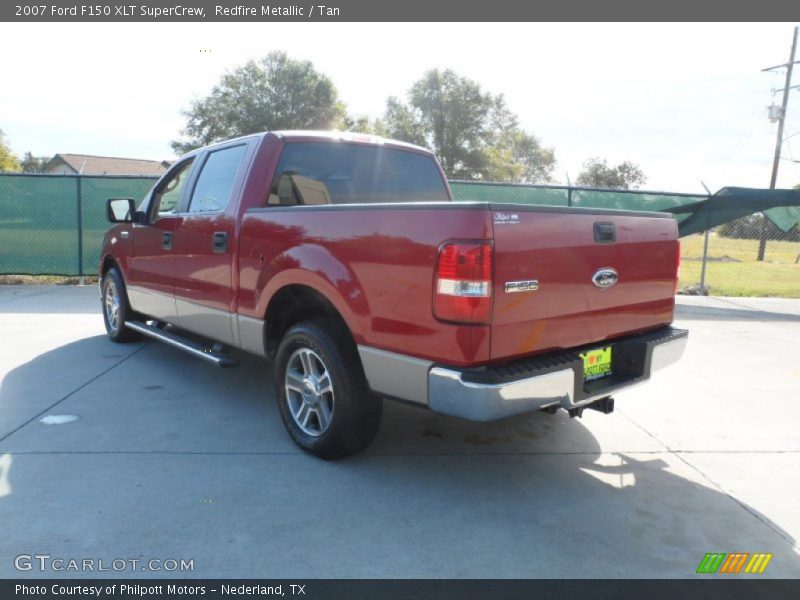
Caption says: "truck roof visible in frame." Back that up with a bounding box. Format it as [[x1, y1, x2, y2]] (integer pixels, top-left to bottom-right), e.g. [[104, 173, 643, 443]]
[[187, 130, 432, 157], [274, 130, 431, 154]]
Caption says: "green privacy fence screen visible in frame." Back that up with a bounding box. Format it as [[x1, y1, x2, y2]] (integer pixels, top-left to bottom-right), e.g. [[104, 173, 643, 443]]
[[0, 174, 156, 276], [0, 173, 795, 276]]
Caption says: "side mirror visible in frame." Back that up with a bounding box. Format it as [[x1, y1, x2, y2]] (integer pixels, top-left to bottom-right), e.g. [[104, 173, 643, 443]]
[[107, 198, 138, 223]]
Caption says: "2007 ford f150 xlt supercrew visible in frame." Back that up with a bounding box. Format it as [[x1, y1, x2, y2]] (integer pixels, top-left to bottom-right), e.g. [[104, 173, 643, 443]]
[[100, 131, 687, 458]]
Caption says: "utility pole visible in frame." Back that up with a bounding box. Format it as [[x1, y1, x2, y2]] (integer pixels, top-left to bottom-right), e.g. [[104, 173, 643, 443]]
[[759, 26, 798, 262]]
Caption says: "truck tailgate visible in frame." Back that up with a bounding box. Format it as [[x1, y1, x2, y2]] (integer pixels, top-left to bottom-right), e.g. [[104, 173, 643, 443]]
[[490, 206, 679, 361]]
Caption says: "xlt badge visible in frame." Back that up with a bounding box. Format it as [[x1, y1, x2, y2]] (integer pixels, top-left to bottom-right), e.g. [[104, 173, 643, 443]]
[[493, 212, 520, 225]]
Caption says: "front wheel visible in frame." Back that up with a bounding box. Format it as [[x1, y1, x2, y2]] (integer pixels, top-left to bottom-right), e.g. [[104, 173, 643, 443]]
[[275, 318, 382, 459], [101, 267, 141, 343]]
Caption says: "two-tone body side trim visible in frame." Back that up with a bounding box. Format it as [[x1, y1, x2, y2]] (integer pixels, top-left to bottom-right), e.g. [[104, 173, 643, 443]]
[[128, 286, 179, 322], [175, 297, 238, 346], [237, 314, 267, 357], [127, 287, 244, 349], [357, 346, 432, 406]]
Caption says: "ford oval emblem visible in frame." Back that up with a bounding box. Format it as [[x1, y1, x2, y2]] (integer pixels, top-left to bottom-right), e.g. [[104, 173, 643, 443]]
[[592, 268, 618, 289]]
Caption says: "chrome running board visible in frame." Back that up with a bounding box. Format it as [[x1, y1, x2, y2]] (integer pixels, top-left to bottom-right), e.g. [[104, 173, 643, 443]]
[[125, 320, 239, 368]]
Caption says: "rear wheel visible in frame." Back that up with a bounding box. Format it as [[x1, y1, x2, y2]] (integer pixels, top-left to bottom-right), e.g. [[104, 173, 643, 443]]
[[101, 267, 142, 343], [275, 318, 382, 459]]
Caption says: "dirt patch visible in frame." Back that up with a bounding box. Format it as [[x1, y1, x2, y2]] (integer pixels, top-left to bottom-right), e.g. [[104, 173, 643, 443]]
[[0, 275, 99, 285]]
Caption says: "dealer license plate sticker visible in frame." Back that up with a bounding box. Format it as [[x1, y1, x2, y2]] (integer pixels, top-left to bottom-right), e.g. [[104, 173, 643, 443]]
[[580, 347, 613, 382]]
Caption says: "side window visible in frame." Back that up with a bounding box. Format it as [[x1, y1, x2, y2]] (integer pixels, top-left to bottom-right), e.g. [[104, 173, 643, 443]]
[[188, 145, 247, 213], [151, 159, 194, 219]]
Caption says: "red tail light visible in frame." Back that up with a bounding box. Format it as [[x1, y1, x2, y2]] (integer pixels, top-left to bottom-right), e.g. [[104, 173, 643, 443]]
[[675, 240, 681, 295], [434, 241, 493, 324]]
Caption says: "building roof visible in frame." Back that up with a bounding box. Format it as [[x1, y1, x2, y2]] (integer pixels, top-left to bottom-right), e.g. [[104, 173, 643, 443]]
[[46, 153, 170, 176]]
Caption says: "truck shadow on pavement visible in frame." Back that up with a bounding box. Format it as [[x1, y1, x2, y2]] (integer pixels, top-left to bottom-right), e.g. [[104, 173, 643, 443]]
[[0, 335, 798, 578]]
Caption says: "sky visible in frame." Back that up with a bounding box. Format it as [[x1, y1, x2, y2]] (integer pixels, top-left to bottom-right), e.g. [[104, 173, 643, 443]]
[[1, 22, 799, 193]]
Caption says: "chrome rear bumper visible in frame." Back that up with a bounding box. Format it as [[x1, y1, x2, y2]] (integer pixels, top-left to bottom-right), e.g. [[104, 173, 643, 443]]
[[427, 327, 688, 421]]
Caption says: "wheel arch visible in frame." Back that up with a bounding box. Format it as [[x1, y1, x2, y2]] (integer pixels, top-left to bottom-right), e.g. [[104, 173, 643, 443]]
[[100, 255, 117, 278], [263, 283, 359, 360]]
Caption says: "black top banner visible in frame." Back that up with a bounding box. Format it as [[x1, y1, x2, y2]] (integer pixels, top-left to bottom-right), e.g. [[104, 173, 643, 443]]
[[3, 0, 800, 22]]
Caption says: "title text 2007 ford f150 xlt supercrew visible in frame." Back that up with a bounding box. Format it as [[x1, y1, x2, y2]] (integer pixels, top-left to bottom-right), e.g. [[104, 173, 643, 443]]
[[100, 131, 687, 458]]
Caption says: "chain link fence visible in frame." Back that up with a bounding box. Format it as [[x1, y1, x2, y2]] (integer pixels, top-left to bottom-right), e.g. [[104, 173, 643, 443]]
[[679, 217, 800, 298], [1, 173, 799, 297], [449, 180, 707, 213], [0, 174, 156, 276]]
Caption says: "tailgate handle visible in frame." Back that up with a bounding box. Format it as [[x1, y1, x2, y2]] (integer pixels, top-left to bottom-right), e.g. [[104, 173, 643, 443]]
[[212, 231, 228, 254], [594, 222, 616, 244]]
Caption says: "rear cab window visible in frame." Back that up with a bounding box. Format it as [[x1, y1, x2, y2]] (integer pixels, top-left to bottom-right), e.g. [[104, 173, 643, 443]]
[[268, 142, 449, 206]]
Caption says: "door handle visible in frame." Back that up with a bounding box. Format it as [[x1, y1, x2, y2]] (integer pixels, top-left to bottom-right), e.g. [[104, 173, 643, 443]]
[[594, 222, 616, 244], [162, 231, 173, 250], [212, 231, 228, 254]]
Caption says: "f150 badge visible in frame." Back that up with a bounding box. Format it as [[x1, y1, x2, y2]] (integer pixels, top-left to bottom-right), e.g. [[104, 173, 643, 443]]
[[505, 280, 539, 293], [592, 268, 619, 289]]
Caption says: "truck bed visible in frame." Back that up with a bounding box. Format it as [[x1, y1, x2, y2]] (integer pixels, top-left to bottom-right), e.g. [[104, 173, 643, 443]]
[[238, 202, 679, 367]]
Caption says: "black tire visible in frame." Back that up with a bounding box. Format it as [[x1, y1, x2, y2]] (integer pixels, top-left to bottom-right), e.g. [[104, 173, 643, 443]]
[[101, 267, 142, 343], [275, 318, 382, 459]]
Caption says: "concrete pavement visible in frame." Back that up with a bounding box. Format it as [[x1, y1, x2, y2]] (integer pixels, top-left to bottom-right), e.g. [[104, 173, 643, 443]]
[[0, 286, 798, 578]]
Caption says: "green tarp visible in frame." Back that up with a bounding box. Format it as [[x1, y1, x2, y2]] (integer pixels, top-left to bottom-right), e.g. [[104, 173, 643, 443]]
[[665, 187, 800, 237]]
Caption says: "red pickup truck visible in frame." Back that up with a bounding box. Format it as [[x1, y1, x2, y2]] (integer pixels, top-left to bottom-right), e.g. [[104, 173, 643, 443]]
[[100, 131, 687, 458]]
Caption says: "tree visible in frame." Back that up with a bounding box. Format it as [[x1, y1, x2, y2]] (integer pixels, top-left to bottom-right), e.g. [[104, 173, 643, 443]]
[[576, 158, 646, 190], [378, 69, 555, 182], [483, 98, 555, 183], [374, 97, 427, 146], [21, 152, 49, 173], [171, 52, 347, 154], [0, 129, 21, 172], [341, 113, 382, 136]]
